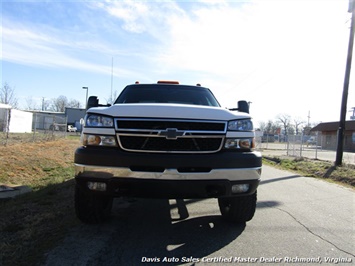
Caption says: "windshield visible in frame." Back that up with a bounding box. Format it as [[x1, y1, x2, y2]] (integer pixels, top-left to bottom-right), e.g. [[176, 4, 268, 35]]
[[115, 84, 220, 107]]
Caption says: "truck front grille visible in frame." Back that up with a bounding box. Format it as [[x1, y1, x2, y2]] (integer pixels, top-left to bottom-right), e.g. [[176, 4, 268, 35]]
[[117, 120, 225, 131], [115, 118, 226, 153]]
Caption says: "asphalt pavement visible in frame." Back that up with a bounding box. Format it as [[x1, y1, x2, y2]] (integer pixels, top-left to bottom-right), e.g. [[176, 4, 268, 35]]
[[44, 165, 355, 265]]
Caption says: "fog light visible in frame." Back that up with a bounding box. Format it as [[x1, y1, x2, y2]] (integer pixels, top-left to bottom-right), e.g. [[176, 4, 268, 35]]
[[87, 182, 107, 191], [231, 184, 249, 193]]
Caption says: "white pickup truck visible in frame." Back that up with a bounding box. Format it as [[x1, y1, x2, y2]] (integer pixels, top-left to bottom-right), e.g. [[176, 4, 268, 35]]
[[74, 81, 262, 224]]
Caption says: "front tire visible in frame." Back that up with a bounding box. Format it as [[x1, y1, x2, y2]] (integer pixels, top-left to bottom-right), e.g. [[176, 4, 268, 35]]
[[218, 191, 257, 223], [74, 185, 113, 224]]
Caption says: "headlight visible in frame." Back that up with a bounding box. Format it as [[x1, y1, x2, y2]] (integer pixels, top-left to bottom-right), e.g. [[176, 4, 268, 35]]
[[228, 119, 253, 131], [86, 114, 113, 127]]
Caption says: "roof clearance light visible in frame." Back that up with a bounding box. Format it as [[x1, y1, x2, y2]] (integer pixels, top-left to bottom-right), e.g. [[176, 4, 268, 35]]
[[157, 80, 179, 84], [135, 81, 140, 84], [196, 83, 201, 86]]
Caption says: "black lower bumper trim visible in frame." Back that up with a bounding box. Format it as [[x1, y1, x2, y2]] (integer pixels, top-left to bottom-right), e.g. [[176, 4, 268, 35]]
[[74, 146, 262, 169], [75, 177, 260, 199]]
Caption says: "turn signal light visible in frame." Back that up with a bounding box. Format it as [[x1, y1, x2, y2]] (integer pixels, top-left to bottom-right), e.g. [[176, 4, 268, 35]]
[[82, 134, 117, 146], [224, 138, 254, 150]]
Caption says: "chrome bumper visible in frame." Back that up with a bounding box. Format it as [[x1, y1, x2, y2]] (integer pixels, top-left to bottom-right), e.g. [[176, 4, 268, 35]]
[[75, 164, 261, 181]]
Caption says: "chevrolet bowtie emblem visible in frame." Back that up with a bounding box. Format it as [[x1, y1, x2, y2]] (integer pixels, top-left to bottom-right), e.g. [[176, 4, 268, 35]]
[[159, 128, 185, 140]]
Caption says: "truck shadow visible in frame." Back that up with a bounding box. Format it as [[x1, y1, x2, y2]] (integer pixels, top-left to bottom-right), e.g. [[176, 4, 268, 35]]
[[259, 175, 302, 185], [43, 185, 284, 265], [97, 197, 245, 265]]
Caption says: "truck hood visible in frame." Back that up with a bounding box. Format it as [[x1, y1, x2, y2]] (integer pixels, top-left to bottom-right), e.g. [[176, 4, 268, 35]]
[[88, 103, 251, 121]]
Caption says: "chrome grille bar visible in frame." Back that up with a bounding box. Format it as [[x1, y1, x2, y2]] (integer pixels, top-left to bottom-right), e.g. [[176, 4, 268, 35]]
[[115, 118, 226, 153]]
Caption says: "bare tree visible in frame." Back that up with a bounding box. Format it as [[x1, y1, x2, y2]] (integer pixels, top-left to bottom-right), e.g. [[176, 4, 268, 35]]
[[25, 96, 40, 111], [277, 113, 291, 136], [293, 117, 305, 135], [266, 120, 279, 134], [41, 98, 51, 111], [50, 96, 82, 112], [0, 82, 18, 108], [68, 99, 82, 108], [50, 95, 68, 112], [258, 121, 266, 132], [259, 120, 279, 134]]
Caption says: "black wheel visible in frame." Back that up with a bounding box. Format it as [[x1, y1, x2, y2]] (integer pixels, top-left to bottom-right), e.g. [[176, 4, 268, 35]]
[[74, 185, 113, 224], [218, 191, 257, 223]]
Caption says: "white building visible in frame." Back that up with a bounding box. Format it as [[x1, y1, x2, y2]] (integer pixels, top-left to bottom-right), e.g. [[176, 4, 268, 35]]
[[0, 103, 33, 133]]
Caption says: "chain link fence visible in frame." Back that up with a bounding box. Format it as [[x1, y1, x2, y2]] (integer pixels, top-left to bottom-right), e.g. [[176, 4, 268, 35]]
[[1, 111, 69, 146], [256, 133, 323, 160], [256, 133, 355, 164]]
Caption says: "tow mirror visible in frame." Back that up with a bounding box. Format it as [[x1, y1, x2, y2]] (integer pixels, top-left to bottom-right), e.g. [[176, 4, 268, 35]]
[[237, 101, 249, 113], [87, 96, 112, 110], [87, 96, 99, 109]]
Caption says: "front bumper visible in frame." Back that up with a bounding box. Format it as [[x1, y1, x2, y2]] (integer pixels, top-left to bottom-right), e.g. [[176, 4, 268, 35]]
[[74, 146, 262, 198]]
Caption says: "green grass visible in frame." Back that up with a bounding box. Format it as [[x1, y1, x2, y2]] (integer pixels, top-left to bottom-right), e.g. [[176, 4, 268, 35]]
[[0, 138, 81, 266], [263, 156, 355, 187], [0, 169, 80, 266]]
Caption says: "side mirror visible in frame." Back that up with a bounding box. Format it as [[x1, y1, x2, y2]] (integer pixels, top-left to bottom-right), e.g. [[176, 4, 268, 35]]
[[87, 96, 99, 109], [86, 96, 112, 110], [237, 100, 249, 113]]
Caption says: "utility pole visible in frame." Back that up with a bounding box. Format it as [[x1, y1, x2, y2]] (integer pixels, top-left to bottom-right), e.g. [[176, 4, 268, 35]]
[[82, 87, 88, 109], [350, 107, 355, 119], [335, 0, 355, 166]]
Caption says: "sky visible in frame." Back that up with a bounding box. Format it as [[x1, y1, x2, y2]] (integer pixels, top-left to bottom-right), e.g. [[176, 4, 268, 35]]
[[1, 0, 355, 127]]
